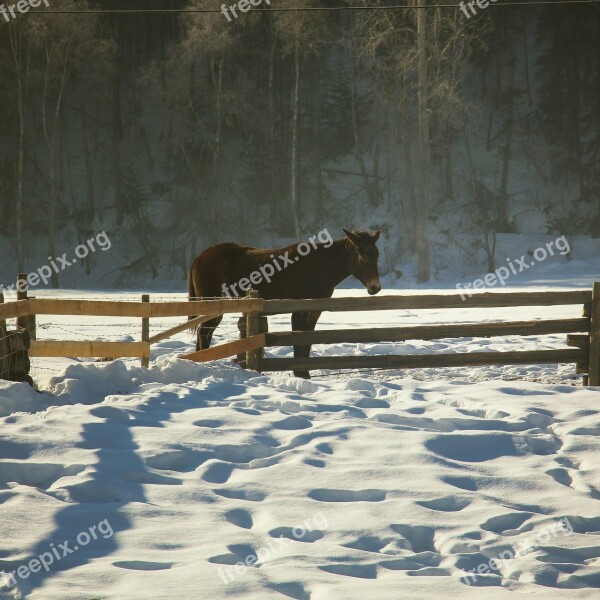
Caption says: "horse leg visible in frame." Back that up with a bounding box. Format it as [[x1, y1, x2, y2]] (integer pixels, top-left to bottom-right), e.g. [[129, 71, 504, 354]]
[[235, 316, 247, 367], [197, 316, 223, 351], [291, 310, 321, 379], [235, 315, 269, 367], [258, 316, 268, 361]]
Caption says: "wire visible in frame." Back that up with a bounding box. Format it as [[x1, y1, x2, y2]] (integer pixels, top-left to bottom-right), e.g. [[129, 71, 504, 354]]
[[25, 0, 600, 14]]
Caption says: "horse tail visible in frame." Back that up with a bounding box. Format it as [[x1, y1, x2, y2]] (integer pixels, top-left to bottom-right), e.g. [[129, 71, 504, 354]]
[[188, 265, 198, 332]]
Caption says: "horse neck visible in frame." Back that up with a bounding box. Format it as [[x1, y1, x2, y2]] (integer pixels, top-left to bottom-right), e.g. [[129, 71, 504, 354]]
[[319, 239, 351, 289]]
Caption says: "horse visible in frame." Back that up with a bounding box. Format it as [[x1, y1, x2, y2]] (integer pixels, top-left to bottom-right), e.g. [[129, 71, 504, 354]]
[[188, 229, 382, 378]]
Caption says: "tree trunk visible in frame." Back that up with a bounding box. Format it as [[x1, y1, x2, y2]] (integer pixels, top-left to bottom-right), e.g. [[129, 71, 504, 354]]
[[350, 58, 376, 206], [498, 44, 515, 233], [403, 127, 417, 256], [79, 83, 96, 227], [313, 54, 324, 226], [290, 41, 301, 238], [112, 59, 124, 226], [569, 52, 585, 198], [43, 43, 70, 289], [372, 141, 381, 206], [9, 25, 25, 273], [211, 53, 225, 242], [268, 31, 278, 225], [416, 0, 431, 283]]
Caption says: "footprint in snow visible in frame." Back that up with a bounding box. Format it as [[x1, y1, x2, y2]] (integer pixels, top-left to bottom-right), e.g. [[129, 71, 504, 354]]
[[234, 407, 262, 416], [546, 467, 573, 487], [304, 458, 326, 468], [145, 449, 212, 472], [355, 398, 390, 409], [113, 561, 173, 571], [269, 526, 324, 543], [273, 416, 313, 430], [267, 582, 311, 600], [481, 512, 533, 534], [315, 442, 333, 455], [565, 515, 600, 533], [342, 535, 397, 553], [308, 489, 386, 502], [214, 488, 266, 502], [224, 508, 253, 529], [209, 543, 257, 567], [440, 475, 478, 492], [319, 564, 378, 579], [415, 496, 471, 512], [390, 524, 436, 553], [201, 461, 234, 484], [193, 418, 225, 428]]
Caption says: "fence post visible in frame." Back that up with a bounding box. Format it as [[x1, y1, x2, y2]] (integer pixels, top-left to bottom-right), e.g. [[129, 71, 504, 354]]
[[142, 294, 150, 367], [16, 272, 35, 339], [588, 282, 600, 386], [582, 300, 591, 386], [0, 291, 5, 335], [16, 272, 27, 332], [246, 289, 260, 372]]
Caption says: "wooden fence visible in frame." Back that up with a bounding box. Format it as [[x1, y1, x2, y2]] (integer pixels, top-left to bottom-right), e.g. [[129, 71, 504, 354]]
[[184, 284, 600, 386], [0, 276, 598, 386]]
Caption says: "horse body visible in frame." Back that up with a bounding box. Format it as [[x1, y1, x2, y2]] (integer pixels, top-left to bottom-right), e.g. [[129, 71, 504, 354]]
[[188, 230, 381, 378]]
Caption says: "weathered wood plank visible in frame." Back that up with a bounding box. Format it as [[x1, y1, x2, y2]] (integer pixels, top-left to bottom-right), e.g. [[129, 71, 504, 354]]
[[567, 334, 589, 349], [29, 341, 149, 358], [266, 319, 590, 347], [179, 334, 266, 364], [263, 290, 592, 314], [260, 349, 587, 372], [0, 291, 591, 320], [24, 298, 263, 318], [588, 282, 600, 386], [0, 300, 32, 321]]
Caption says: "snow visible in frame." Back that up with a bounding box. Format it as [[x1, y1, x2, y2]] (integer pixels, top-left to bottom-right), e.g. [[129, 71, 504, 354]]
[[1, 271, 600, 598]]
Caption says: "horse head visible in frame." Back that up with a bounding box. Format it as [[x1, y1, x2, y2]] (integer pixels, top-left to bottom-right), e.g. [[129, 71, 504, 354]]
[[343, 229, 382, 295]]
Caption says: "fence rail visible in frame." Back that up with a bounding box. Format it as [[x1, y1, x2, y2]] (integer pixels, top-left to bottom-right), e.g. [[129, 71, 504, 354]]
[[262, 290, 592, 313], [29, 341, 149, 359], [260, 349, 588, 373], [265, 318, 590, 346]]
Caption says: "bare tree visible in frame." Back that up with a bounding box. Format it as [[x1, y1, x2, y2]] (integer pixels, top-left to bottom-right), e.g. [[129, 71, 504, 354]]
[[7, 21, 31, 272], [273, 0, 329, 238], [29, 2, 97, 287]]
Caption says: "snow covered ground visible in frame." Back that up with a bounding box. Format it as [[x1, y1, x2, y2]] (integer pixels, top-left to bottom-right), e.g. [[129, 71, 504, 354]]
[[1, 265, 599, 599]]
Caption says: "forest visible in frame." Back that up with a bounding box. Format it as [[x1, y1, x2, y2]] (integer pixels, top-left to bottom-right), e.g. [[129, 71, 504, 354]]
[[0, 0, 598, 287]]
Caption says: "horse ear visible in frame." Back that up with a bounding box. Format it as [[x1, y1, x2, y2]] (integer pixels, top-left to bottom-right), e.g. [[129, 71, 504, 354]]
[[371, 231, 380, 242], [343, 228, 361, 246]]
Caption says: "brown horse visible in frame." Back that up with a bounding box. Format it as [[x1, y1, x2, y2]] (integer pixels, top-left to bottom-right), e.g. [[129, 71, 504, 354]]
[[188, 229, 382, 378]]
